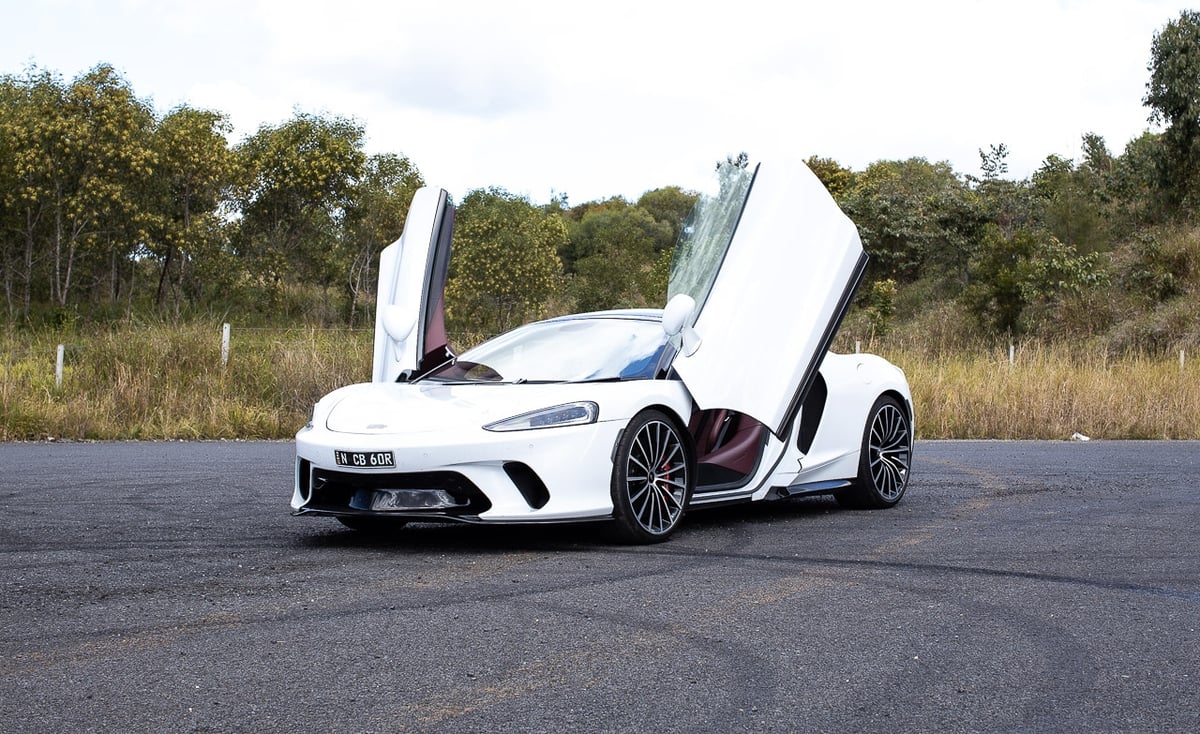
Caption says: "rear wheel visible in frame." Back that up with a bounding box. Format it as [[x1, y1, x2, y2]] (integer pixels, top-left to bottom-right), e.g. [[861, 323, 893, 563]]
[[836, 395, 911, 509], [610, 410, 694, 543], [336, 516, 408, 534]]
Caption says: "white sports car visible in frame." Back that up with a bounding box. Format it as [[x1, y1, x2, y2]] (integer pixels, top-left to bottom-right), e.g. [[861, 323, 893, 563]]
[[293, 159, 913, 542]]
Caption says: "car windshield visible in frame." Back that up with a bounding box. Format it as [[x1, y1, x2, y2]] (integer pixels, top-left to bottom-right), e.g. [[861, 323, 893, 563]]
[[424, 317, 669, 383]]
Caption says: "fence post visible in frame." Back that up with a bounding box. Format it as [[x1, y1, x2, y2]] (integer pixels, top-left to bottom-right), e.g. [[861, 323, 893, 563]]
[[221, 323, 231, 368], [854, 340, 861, 354], [1009, 342, 1015, 366], [55, 344, 64, 388]]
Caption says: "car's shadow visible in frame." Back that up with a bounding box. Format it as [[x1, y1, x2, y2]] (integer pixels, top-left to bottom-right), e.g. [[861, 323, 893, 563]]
[[295, 494, 845, 554]]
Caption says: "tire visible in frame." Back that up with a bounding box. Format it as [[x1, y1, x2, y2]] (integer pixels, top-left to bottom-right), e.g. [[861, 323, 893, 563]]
[[836, 395, 912, 509], [336, 515, 408, 534], [609, 409, 695, 543]]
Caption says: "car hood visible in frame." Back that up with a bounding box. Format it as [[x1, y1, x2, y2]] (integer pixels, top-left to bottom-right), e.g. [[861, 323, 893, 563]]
[[323, 381, 593, 435]]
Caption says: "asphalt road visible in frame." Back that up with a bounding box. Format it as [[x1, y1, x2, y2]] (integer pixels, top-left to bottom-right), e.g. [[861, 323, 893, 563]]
[[1, 440, 1198, 733]]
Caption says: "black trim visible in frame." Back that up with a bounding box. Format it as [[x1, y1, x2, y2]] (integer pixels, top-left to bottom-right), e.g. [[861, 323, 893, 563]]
[[503, 462, 551, 509], [293, 508, 614, 526], [797, 372, 828, 454], [304, 467, 492, 515], [403, 190, 454, 381], [775, 250, 868, 436], [297, 458, 312, 502]]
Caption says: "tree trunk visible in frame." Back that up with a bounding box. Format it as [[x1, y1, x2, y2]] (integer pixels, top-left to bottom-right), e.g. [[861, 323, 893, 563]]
[[21, 208, 34, 320], [53, 190, 63, 305], [156, 242, 175, 306]]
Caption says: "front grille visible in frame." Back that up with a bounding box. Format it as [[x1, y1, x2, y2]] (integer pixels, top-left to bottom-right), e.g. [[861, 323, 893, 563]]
[[304, 467, 491, 515]]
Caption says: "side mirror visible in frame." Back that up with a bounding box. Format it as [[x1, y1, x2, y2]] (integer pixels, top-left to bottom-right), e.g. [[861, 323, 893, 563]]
[[662, 294, 694, 336], [662, 294, 701, 356]]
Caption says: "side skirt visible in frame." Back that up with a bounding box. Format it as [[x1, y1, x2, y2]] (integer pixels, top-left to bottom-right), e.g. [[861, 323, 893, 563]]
[[764, 478, 852, 500]]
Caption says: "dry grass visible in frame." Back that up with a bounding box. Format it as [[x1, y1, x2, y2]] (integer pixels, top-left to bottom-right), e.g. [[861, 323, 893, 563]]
[[1, 324, 372, 440], [877, 342, 1200, 439], [3, 324, 1198, 440]]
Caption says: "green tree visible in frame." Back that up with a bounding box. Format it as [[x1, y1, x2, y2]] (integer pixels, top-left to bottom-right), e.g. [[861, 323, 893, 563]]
[[342, 153, 423, 325], [979, 143, 1009, 181], [146, 106, 236, 311], [234, 112, 366, 316], [973, 143, 1037, 238], [568, 202, 670, 312], [0, 65, 157, 312], [0, 69, 52, 318], [1144, 9, 1200, 211], [559, 197, 627, 272], [1081, 132, 1114, 180], [1031, 153, 1108, 252], [963, 226, 1106, 334], [446, 188, 565, 335], [1110, 131, 1170, 228], [636, 186, 697, 252], [841, 158, 977, 284], [805, 155, 855, 202]]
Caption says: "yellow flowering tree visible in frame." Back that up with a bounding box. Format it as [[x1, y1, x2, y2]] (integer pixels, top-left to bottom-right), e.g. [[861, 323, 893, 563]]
[[446, 187, 565, 337]]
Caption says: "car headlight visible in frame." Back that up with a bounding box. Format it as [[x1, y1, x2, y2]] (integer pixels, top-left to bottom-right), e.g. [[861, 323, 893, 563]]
[[483, 402, 599, 432]]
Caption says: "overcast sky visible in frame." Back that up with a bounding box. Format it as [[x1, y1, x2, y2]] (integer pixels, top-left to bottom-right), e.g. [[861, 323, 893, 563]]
[[2, 0, 1192, 203]]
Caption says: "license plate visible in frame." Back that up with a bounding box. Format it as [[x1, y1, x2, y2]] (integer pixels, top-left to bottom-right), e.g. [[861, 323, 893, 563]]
[[334, 450, 395, 468]]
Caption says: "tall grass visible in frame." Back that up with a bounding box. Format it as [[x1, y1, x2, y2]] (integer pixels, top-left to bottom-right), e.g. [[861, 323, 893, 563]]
[[2, 323, 1198, 440], [887, 343, 1200, 439], [1, 324, 372, 440]]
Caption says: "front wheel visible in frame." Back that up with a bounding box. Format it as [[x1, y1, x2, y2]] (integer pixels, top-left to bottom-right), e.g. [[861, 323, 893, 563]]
[[836, 395, 911, 509], [610, 410, 694, 544]]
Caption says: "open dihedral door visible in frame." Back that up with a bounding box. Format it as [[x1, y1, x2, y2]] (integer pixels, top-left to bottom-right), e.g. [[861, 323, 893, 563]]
[[668, 160, 867, 437], [372, 187, 454, 383]]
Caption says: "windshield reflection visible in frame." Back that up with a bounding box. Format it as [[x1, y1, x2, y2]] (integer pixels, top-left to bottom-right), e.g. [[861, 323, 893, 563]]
[[668, 160, 756, 312], [425, 317, 669, 383]]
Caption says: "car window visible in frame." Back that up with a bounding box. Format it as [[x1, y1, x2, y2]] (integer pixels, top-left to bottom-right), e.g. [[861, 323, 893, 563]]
[[667, 160, 756, 314], [425, 318, 669, 383]]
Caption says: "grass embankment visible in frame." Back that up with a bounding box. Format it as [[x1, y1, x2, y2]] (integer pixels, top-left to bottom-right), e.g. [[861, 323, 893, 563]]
[[2, 324, 1198, 440]]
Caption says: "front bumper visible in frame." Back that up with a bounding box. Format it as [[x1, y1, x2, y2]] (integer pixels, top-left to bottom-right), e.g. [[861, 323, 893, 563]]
[[293, 418, 626, 523]]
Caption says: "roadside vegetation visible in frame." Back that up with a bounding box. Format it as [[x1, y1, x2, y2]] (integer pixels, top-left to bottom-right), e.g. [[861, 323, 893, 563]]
[[4, 12, 1200, 440], [4, 322, 1197, 441]]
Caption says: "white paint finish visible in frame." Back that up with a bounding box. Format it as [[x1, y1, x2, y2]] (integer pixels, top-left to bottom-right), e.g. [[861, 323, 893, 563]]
[[372, 187, 449, 383], [672, 160, 864, 435]]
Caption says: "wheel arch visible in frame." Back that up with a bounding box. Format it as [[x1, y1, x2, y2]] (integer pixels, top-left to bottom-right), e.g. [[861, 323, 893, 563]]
[[880, 388, 914, 427], [643, 402, 693, 439], [613, 402, 698, 465], [607, 403, 698, 543]]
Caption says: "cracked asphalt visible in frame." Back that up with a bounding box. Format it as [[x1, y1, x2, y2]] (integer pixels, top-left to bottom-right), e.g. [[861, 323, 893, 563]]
[[1, 440, 1198, 733]]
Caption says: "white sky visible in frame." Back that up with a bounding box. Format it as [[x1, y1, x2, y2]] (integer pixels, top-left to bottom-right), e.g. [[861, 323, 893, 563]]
[[1, 0, 1190, 204]]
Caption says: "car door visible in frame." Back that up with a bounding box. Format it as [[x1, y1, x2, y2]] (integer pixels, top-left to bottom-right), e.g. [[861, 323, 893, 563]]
[[372, 186, 454, 383], [668, 159, 867, 436]]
